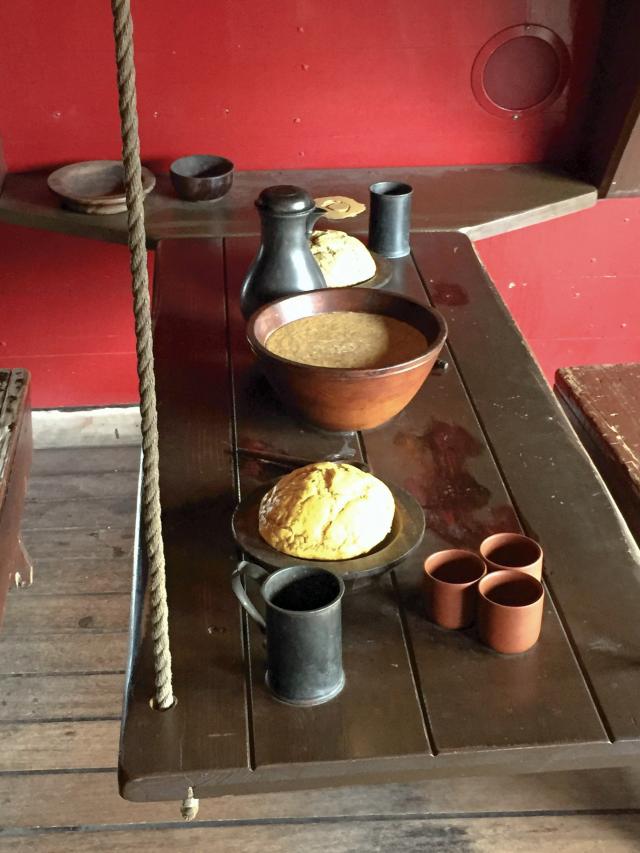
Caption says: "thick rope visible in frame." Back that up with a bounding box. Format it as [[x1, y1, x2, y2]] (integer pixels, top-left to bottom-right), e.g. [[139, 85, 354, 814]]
[[111, 0, 174, 710]]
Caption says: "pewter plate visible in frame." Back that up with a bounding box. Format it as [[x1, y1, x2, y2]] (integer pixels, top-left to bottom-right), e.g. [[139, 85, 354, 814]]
[[353, 251, 393, 289], [232, 478, 425, 581]]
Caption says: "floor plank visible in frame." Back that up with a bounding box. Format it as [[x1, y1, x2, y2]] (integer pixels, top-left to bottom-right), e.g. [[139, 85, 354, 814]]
[[2, 815, 640, 852], [22, 527, 134, 561], [22, 496, 136, 531], [2, 593, 130, 634], [0, 720, 120, 771], [0, 674, 124, 721], [0, 633, 128, 674], [24, 558, 132, 595], [29, 446, 140, 477], [2, 768, 640, 831], [27, 471, 137, 502]]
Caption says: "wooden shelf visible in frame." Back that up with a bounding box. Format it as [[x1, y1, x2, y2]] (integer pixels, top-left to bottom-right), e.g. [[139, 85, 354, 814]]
[[0, 165, 596, 247]]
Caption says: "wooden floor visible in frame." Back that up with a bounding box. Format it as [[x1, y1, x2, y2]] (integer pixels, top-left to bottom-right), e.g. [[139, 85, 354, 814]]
[[2, 440, 640, 851]]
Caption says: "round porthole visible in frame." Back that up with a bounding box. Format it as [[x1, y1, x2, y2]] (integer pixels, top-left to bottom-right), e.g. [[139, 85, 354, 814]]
[[472, 25, 570, 118]]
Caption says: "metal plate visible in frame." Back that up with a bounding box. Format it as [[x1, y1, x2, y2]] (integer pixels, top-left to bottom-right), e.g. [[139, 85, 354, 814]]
[[356, 252, 393, 289], [232, 477, 425, 580]]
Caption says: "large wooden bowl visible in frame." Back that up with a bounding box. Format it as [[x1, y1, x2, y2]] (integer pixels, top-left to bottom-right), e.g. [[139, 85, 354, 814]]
[[246, 289, 447, 431]]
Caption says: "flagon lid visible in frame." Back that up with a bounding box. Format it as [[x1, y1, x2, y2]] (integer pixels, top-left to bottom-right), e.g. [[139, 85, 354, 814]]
[[256, 185, 315, 215]]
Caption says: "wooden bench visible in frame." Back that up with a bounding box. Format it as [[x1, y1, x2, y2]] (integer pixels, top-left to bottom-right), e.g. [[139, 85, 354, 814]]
[[556, 364, 640, 545], [0, 368, 33, 623]]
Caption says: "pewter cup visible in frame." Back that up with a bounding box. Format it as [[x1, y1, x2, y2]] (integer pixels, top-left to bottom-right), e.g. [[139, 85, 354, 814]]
[[232, 561, 345, 705], [368, 181, 413, 258]]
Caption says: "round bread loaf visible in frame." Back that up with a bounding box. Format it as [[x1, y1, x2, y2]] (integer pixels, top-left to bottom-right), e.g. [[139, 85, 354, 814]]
[[258, 461, 395, 560], [310, 229, 376, 287]]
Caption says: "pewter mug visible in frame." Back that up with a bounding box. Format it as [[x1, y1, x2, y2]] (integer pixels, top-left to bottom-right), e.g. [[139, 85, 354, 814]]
[[231, 561, 345, 705], [368, 181, 413, 258]]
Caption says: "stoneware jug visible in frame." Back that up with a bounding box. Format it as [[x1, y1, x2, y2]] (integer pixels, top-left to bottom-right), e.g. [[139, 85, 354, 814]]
[[240, 185, 327, 319]]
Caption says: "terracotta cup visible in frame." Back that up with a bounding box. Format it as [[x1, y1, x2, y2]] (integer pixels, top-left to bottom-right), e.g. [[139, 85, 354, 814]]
[[477, 569, 544, 654], [479, 532, 543, 580], [423, 549, 487, 630]]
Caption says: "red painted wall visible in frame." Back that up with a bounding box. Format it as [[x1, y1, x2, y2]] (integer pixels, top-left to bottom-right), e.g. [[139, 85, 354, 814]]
[[0, 1, 604, 172], [0, 226, 146, 408], [475, 199, 640, 381], [3, 0, 638, 408]]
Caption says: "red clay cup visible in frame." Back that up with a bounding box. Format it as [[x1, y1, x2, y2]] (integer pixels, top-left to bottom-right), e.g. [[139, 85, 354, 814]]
[[423, 549, 487, 630], [477, 569, 544, 654], [480, 532, 543, 581]]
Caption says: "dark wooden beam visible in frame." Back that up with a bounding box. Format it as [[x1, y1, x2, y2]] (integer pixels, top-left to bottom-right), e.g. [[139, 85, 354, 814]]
[[578, 1, 640, 197]]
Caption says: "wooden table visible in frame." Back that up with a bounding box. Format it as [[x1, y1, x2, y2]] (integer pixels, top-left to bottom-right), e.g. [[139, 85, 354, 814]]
[[119, 232, 640, 803]]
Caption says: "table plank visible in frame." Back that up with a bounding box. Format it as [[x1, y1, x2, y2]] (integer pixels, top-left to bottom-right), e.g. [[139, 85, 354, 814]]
[[411, 232, 640, 743], [119, 240, 250, 800], [224, 236, 429, 770]]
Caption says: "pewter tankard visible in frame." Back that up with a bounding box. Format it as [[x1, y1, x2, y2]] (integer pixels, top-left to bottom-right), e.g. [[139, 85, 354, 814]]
[[231, 561, 345, 705]]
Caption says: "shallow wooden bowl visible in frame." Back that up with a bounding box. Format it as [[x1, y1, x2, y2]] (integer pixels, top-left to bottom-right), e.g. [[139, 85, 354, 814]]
[[47, 160, 155, 212], [246, 289, 447, 431]]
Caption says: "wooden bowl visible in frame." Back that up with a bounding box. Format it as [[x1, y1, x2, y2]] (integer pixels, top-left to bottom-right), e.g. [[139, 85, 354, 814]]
[[169, 155, 234, 201], [246, 289, 447, 431], [47, 160, 155, 213]]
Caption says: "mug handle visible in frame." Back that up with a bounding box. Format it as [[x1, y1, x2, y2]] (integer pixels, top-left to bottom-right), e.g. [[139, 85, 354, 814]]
[[231, 560, 269, 629]]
